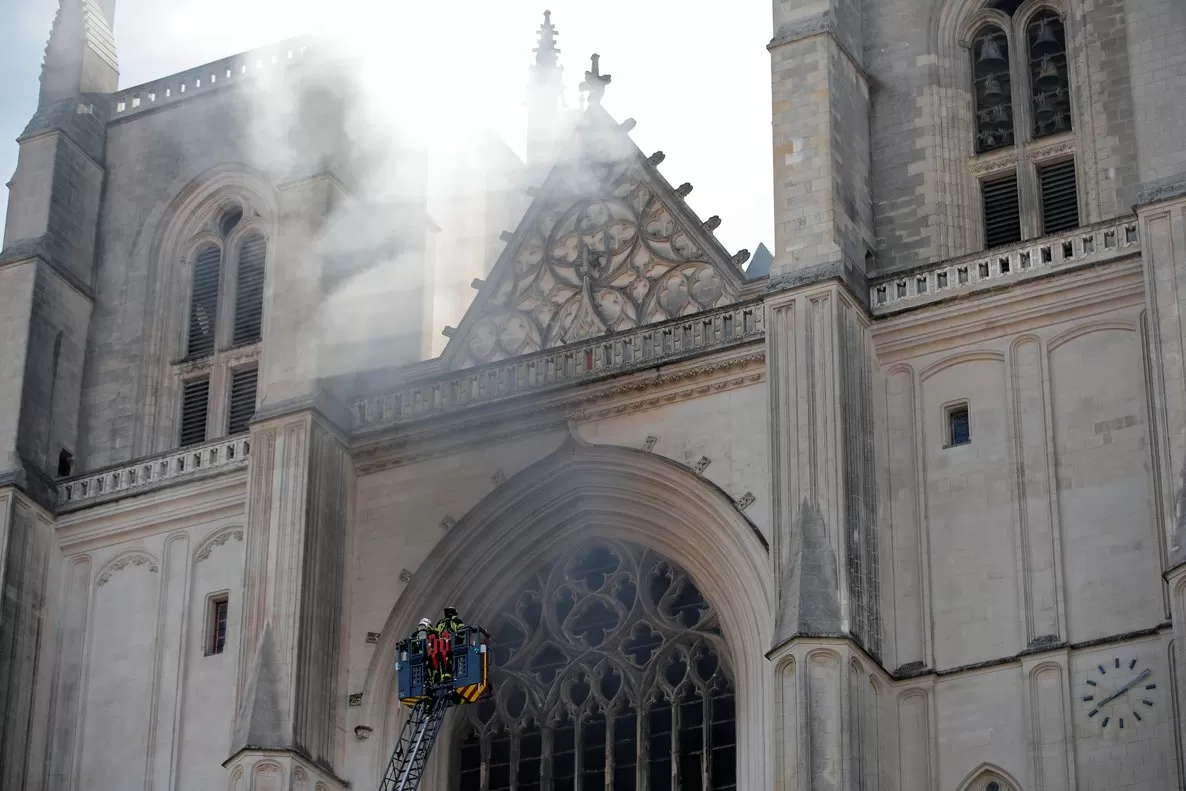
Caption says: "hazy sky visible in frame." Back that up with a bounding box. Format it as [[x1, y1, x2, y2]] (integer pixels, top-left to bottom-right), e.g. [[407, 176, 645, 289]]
[[0, 0, 774, 257]]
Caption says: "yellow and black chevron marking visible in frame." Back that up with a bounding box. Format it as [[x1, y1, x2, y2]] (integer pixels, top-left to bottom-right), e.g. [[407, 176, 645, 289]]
[[400, 695, 427, 708], [456, 650, 489, 704]]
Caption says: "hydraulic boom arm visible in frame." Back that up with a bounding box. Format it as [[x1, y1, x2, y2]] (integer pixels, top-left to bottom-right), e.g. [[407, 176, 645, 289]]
[[377, 688, 453, 791]]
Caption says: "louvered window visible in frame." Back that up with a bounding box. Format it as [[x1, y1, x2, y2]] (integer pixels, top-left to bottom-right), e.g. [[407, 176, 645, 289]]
[[981, 173, 1022, 249], [187, 245, 222, 358], [1038, 159, 1079, 234], [227, 368, 258, 436], [179, 377, 210, 447], [233, 233, 266, 346]]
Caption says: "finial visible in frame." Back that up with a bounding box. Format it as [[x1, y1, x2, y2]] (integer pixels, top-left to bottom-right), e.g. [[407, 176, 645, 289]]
[[580, 53, 612, 105], [703, 216, 722, 233], [676, 182, 694, 198], [534, 9, 560, 68], [646, 151, 666, 167]]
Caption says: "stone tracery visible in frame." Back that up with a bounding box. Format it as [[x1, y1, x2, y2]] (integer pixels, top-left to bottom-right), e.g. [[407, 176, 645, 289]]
[[456, 538, 736, 790], [460, 155, 739, 368]]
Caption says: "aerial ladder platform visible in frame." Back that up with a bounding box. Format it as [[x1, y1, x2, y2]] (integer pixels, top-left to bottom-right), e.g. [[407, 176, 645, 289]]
[[378, 612, 490, 791]]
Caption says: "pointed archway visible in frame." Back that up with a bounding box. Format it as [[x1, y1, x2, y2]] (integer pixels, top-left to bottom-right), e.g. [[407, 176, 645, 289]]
[[356, 435, 774, 789]]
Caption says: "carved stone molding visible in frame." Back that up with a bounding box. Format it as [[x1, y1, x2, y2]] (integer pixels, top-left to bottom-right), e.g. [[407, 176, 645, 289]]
[[642, 435, 659, 452], [398, 569, 413, 583], [1027, 138, 1076, 163], [736, 492, 756, 512], [194, 527, 244, 564], [97, 552, 159, 586], [491, 469, 507, 486], [365, 632, 381, 644], [692, 456, 712, 474], [969, 154, 1018, 176], [347, 693, 363, 707], [440, 515, 457, 531]]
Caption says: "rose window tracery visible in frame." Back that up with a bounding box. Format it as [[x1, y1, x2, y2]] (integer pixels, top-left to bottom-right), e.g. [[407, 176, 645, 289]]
[[461, 155, 739, 367], [456, 540, 736, 790]]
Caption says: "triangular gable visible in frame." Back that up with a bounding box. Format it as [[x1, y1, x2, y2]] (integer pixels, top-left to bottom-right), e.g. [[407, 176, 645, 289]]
[[442, 105, 749, 370]]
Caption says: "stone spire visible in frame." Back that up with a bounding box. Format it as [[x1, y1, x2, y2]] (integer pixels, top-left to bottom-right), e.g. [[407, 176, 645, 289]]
[[526, 10, 566, 170], [39, 0, 119, 107]]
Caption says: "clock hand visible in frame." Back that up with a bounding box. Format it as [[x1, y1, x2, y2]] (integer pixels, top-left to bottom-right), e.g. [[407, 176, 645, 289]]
[[1096, 668, 1151, 708]]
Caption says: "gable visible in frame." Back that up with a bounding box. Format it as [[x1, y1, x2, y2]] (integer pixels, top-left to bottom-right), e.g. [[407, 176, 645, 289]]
[[444, 107, 748, 370]]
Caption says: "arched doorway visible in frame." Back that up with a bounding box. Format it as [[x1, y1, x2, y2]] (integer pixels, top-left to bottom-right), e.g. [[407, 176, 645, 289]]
[[455, 538, 736, 790]]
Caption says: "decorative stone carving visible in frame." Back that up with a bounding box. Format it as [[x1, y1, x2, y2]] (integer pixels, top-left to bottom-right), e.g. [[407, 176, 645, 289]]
[[970, 154, 1017, 176], [736, 491, 756, 511], [97, 552, 159, 586], [365, 632, 381, 644], [354, 725, 373, 740], [399, 569, 414, 583], [194, 527, 244, 564], [441, 515, 457, 531], [1028, 138, 1076, 162], [348, 693, 363, 707], [491, 469, 507, 486], [449, 134, 743, 369], [692, 456, 711, 474], [642, 435, 659, 452], [457, 539, 734, 788]]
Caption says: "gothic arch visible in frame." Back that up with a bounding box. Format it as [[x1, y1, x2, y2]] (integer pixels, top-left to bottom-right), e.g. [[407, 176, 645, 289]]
[[955, 761, 1024, 791], [357, 434, 774, 789], [130, 163, 278, 457]]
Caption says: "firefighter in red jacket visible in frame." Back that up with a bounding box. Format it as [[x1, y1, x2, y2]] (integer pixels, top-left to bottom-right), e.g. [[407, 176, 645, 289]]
[[425, 607, 465, 688]]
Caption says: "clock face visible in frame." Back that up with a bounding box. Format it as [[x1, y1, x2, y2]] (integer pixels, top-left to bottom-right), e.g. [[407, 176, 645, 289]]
[[1082, 655, 1156, 729]]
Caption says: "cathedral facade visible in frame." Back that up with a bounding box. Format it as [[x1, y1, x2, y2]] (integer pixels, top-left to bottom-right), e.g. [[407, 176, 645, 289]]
[[1, 1, 1185, 790]]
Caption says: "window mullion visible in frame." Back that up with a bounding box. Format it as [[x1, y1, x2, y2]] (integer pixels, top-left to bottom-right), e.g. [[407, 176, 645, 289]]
[[669, 696, 681, 791], [482, 730, 492, 791], [573, 717, 583, 790], [540, 725, 553, 791], [701, 692, 711, 788], [510, 728, 520, 791], [636, 706, 648, 791], [604, 711, 616, 791]]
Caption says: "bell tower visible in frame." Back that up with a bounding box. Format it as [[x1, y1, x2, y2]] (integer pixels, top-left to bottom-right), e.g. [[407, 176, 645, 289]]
[[0, 0, 118, 785], [768, 0, 873, 285]]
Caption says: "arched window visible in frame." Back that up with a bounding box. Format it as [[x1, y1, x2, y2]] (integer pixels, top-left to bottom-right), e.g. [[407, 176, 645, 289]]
[[972, 25, 1013, 153], [233, 232, 267, 346], [186, 244, 222, 358], [457, 539, 736, 790], [1028, 10, 1070, 138], [177, 204, 266, 448]]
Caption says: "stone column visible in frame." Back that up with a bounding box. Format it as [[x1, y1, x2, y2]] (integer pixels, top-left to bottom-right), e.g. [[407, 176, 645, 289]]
[[227, 411, 353, 789], [1138, 178, 1186, 774]]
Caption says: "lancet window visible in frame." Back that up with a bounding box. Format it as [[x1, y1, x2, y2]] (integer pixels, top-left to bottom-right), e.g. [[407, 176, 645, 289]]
[[176, 203, 267, 447], [455, 540, 736, 790], [967, 3, 1080, 249]]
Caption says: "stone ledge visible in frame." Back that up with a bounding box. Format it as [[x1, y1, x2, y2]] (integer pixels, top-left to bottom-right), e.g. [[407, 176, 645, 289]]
[[1136, 173, 1186, 207], [57, 436, 251, 511], [870, 216, 1141, 315]]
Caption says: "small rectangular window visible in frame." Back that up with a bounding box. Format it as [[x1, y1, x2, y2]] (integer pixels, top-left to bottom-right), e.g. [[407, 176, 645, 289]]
[[947, 405, 971, 447], [207, 595, 229, 655], [1038, 159, 1079, 235], [227, 368, 258, 436], [179, 377, 210, 447], [981, 173, 1022, 249]]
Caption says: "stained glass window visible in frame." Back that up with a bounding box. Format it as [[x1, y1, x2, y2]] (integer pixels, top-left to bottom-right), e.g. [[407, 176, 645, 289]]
[[456, 540, 735, 790]]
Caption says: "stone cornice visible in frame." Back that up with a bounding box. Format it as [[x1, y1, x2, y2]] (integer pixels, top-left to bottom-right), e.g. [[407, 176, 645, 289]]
[[57, 436, 251, 512], [351, 300, 766, 434], [1136, 174, 1186, 208], [870, 216, 1141, 315], [873, 256, 1144, 360], [352, 346, 766, 474]]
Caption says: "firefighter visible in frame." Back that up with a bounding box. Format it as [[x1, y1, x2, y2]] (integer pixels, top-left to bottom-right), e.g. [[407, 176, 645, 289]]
[[431, 607, 465, 687]]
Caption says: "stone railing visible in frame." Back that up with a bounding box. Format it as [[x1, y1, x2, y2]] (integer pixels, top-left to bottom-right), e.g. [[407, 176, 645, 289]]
[[58, 436, 251, 509], [869, 217, 1142, 313], [112, 38, 309, 118], [352, 301, 767, 431]]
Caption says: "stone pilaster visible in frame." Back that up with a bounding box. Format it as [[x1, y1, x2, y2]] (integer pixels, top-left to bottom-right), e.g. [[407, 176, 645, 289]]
[[766, 282, 880, 655], [768, 638, 885, 791], [769, 0, 873, 282], [0, 487, 56, 789], [1138, 177, 1186, 774], [229, 411, 353, 788]]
